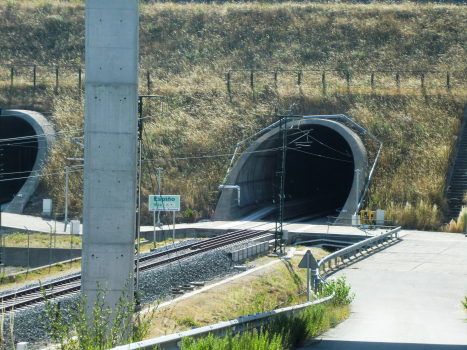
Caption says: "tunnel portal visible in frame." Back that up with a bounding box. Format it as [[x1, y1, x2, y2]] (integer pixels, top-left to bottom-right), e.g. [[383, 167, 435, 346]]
[[1, 115, 38, 204], [214, 118, 368, 222], [1, 110, 55, 213]]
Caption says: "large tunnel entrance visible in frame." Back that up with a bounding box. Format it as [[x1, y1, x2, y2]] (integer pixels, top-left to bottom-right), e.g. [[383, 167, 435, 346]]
[[214, 118, 368, 223], [1, 110, 55, 213], [1, 115, 38, 205], [283, 124, 355, 220]]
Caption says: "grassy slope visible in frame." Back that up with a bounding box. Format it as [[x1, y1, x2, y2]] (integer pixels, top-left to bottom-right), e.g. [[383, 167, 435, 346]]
[[1, 1, 467, 229]]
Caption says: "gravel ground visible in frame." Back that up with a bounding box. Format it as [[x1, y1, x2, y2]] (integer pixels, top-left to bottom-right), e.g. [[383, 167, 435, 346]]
[[3, 238, 265, 349]]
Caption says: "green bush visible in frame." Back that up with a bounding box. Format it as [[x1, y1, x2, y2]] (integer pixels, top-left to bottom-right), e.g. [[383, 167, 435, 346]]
[[41, 282, 155, 350], [177, 316, 200, 328], [265, 304, 326, 349], [182, 330, 283, 350], [185, 208, 195, 222], [323, 275, 355, 306], [462, 295, 467, 311]]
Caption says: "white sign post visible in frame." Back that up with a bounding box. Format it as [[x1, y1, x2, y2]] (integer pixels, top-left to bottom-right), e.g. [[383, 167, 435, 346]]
[[298, 250, 319, 301], [149, 195, 180, 244]]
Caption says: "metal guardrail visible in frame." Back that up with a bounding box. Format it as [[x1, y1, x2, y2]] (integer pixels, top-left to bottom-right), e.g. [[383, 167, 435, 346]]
[[110, 226, 401, 350], [111, 294, 334, 350], [317, 226, 401, 273]]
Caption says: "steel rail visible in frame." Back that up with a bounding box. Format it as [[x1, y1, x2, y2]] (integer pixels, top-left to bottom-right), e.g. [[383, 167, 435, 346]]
[[108, 227, 402, 350], [0, 229, 269, 312]]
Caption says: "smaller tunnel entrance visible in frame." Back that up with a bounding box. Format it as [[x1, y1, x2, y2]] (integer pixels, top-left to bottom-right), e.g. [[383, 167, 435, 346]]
[[1, 116, 38, 204], [214, 118, 368, 222]]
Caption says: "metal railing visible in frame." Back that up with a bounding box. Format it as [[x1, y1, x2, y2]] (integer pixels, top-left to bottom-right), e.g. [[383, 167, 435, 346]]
[[111, 294, 334, 350], [109, 226, 401, 350], [317, 226, 401, 275]]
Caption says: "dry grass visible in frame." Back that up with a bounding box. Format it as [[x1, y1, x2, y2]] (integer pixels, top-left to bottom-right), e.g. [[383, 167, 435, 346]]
[[4, 232, 81, 248], [2, 1, 467, 230], [145, 248, 329, 338], [0, 260, 81, 290]]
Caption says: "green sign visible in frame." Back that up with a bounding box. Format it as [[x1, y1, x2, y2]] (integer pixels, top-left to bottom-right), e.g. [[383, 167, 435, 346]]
[[149, 195, 180, 211]]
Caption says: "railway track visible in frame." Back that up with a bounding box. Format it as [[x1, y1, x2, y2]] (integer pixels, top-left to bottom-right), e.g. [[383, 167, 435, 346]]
[[0, 229, 271, 312]]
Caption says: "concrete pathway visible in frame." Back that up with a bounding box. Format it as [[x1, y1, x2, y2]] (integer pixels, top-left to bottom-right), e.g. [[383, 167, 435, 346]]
[[299, 230, 467, 349], [1, 212, 82, 234], [1, 212, 388, 238]]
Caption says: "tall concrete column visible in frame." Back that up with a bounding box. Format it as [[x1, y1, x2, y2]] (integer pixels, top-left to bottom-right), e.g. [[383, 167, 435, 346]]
[[82, 0, 139, 312]]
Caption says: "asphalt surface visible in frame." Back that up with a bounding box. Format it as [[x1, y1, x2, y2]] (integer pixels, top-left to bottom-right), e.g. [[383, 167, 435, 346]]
[[299, 230, 467, 350]]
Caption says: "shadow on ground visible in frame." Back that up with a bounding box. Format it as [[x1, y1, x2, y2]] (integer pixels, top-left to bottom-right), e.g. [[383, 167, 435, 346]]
[[305, 340, 466, 349]]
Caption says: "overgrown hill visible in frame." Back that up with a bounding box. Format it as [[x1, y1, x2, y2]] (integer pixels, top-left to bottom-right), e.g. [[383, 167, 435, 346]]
[[1, 1, 467, 230]]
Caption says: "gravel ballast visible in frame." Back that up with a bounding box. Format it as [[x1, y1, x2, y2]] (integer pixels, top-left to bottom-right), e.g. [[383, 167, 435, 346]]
[[3, 238, 267, 349]]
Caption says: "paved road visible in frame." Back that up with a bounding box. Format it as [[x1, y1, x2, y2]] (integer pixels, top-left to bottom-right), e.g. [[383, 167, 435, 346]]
[[299, 230, 467, 350]]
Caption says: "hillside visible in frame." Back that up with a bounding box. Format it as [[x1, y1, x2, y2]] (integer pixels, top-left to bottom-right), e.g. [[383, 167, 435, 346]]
[[1, 1, 467, 230]]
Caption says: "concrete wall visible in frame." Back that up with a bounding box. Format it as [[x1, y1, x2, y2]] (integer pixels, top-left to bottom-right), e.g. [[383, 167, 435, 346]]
[[3, 247, 81, 268], [82, 0, 139, 311], [231, 241, 270, 262], [3, 110, 55, 214]]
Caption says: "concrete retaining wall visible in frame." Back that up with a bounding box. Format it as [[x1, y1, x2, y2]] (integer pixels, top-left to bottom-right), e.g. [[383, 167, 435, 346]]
[[230, 236, 272, 262], [3, 247, 81, 268]]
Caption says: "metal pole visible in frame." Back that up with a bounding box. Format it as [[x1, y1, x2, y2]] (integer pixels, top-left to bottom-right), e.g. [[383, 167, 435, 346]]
[[157, 168, 162, 227], [173, 211, 175, 244], [136, 97, 143, 294], [65, 166, 69, 225], [153, 211, 156, 248], [355, 169, 361, 214], [306, 253, 310, 301], [25, 227, 29, 272], [46, 223, 52, 272], [70, 230, 73, 265]]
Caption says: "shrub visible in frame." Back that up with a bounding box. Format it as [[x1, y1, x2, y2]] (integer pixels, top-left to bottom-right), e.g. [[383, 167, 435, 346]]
[[177, 316, 200, 328], [185, 208, 195, 222], [323, 275, 355, 306], [182, 330, 283, 350], [41, 283, 155, 350], [462, 295, 467, 311]]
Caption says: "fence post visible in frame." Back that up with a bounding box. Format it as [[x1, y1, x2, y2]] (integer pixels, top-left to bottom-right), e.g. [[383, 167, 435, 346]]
[[447, 72, 450, 89], [10, 66, 14, 90], [33, 66, 36, 105], [421, 72, 425, 89], [371, 72, 374, 89], [298, 70, 301, 86], [250, 70, 254, 89], [147, 69, 150, 94], [346, 71, 350, 91], [55, 67, 59, 94], [78, 67, 82, 98], [227, 70, 231, 94], [396, 72, 400, 88], [274, 71, 278, 89], [322, 71, 325, 91]]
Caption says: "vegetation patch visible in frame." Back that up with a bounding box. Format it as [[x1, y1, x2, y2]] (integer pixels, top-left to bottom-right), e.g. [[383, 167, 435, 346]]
[[2, 2, 467, 230]]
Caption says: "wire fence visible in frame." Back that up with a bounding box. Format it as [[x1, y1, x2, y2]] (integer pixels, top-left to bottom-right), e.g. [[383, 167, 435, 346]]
[[0, 229, 82, 276], [2, 64, 467, 108], [226, 69, 467, 94]]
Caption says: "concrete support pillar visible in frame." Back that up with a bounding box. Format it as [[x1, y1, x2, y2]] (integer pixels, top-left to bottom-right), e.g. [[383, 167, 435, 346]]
[[82, 0, 139, 312]]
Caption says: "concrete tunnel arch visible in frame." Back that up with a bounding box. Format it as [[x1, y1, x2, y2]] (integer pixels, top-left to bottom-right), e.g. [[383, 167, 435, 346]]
[[214, 118, 368, 223], [1, 110, 55, 213]]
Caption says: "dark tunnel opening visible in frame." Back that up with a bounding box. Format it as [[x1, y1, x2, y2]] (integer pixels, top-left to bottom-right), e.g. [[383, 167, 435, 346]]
[[0, 115, 38, 205], [281, 124, 355, 219]]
